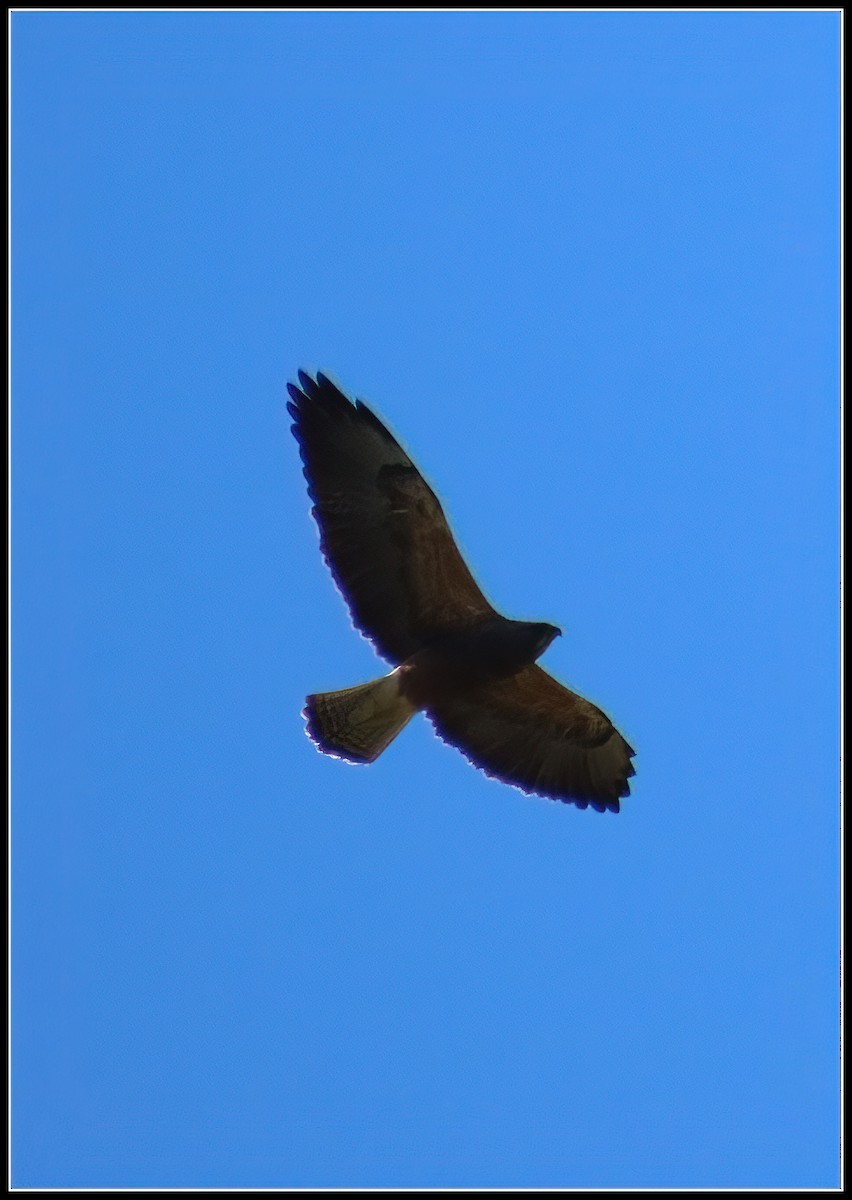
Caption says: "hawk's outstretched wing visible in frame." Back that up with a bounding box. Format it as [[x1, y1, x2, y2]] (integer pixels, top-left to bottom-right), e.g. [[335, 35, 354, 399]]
[[287, 371, 496, 664], [427, 664, 636, 812]]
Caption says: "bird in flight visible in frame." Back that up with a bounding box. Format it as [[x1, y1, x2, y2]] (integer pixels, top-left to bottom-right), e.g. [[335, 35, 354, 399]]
[[286, 371, 636, 812]]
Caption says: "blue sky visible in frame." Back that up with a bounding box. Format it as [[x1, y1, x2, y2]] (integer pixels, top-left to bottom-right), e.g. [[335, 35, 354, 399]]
[[11, 9, 840, 1189]]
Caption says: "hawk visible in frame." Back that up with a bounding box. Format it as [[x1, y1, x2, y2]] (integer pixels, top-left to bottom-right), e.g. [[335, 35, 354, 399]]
[[287, 370, 636, 812]]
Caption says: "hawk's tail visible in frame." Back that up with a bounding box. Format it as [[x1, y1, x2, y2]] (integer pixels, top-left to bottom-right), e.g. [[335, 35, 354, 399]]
[[303, 671, 416, 764]]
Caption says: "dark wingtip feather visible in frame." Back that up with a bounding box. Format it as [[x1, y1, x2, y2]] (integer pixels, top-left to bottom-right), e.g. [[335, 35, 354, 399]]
[[297, 368, 317, 396], [290, 369, 359, 417], [286, 370, 408, 463]]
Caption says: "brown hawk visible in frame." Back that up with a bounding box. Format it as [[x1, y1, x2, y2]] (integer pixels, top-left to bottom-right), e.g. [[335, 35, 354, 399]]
[[287, 370, 636, 812]]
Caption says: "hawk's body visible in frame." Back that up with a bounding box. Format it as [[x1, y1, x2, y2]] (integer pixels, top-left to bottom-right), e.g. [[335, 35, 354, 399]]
[[287, 371, 635, 812]]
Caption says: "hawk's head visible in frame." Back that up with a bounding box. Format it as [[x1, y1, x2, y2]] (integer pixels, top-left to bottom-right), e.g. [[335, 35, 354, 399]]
[[530, 622, 562, 658]]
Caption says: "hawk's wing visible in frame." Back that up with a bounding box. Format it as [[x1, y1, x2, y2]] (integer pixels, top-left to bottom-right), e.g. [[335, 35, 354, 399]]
[[427, 664, 636, 812], [287, 371, 497, 664]]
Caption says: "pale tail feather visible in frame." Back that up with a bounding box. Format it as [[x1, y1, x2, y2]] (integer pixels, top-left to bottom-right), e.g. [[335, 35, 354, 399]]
[[304, 671, 416, 764]]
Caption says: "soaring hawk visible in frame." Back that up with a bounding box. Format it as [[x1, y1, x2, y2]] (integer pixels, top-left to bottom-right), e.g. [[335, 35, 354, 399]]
[[287, 371, 636, 812]]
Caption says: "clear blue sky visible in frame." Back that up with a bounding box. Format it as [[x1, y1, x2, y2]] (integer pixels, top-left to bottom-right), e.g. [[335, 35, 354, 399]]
[[11, 10, 840, 1189]]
